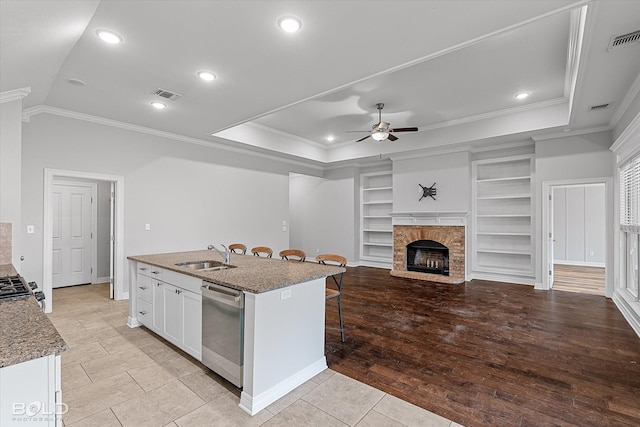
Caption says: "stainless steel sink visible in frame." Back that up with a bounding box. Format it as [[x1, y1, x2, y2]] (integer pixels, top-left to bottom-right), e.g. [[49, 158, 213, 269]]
[[175, 260, 236, 271]]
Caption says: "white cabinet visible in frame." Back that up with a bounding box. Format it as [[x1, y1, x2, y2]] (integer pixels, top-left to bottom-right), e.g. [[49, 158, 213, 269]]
[[360, 171, 393, 267], [0, 354, 62, 426], [136, 266, 202, 360], [472, 155, 534, 281]]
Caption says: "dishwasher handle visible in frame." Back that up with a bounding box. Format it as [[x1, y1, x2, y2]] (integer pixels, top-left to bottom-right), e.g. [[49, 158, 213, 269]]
[[202, 282, 244, 308]]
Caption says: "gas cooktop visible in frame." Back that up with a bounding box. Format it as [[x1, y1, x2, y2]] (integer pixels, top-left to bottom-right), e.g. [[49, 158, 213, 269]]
[[0, 275, 31, 299]]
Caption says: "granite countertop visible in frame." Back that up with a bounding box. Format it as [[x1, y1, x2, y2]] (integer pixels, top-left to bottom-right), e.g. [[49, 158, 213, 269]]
[[128, 250, 346, 293], [0, 264, 67, 368]]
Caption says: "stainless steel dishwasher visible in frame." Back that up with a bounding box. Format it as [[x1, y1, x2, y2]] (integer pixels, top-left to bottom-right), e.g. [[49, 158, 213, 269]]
[[201, 281, 244, 387]]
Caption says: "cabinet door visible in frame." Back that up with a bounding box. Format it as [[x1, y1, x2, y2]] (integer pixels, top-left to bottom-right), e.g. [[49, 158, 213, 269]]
[[152, 280, 164, 333], [182, 290, 202, 360], [163, 283, 183, 345]]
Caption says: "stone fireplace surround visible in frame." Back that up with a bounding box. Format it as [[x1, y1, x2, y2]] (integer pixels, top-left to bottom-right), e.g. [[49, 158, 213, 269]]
[[390, 212, 467, 284]]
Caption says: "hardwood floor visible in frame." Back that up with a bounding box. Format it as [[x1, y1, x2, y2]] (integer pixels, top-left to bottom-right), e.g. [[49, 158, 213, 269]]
[[553, 264, 606, 296], [325, 267, 640, 427]]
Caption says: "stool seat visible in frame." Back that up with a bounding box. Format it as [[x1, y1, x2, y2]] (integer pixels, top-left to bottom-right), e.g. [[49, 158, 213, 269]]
[[317, 253, 347, 342], [228, 243, 247, 254], [279, 249, 306, 262], [251, 246, 273, 258]]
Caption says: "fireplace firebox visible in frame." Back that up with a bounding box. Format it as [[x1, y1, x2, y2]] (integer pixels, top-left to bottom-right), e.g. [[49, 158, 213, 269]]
[[406, 240, 449, 276]]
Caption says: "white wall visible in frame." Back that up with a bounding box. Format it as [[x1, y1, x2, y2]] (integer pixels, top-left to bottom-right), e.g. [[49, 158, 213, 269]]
[[535, 131, 614, 285], [392, 151, 470, 212], [96, 180, 111, 279], [0, 99, 23, 268], [21, 113, 319, 300], [553, 184, 605, 265], [289, 168, 357, 262]]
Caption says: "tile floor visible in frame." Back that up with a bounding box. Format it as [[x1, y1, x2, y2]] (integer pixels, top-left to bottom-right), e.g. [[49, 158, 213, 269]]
[[49, 283, 463, 426]]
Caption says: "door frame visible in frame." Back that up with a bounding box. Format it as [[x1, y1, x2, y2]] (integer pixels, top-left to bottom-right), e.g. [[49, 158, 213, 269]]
[[51, 179, 98, 287], [542, 177, 613, 296], [44, 168, 125, 313]]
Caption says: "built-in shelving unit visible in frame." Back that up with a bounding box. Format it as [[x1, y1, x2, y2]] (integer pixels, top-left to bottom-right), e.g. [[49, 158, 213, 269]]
[[472, 155, 534, 281], [360, 171, 393, 267]]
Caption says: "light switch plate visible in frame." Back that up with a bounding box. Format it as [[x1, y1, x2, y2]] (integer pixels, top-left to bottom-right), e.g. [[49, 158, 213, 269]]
[[26, 225, 35, 234], [281, 289, 291, 300], [145, 224, 151, 231]]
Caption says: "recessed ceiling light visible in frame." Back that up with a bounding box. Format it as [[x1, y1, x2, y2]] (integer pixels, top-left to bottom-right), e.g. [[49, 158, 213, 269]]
[[67, 78, 86, 86], [150, 102, 167, 109], [326, 136, 335, 142], [96, 29, 122, 44], [278, 16, 302, 33], [198, 71, 216, 81], [514, 92, 530, 100]]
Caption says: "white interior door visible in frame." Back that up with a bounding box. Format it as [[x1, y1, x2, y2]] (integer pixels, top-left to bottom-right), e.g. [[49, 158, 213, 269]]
[[52, 183, 93, 288], [548, 189, 555, 288], [109, 182, 115, 299]]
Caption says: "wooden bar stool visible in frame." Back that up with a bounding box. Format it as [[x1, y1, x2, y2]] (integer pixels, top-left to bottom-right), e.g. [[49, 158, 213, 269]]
[[317, 253, 347, 342], [279, 249, 306, 262], [228, 243, 247, 254], [251, 246, 273, 258]]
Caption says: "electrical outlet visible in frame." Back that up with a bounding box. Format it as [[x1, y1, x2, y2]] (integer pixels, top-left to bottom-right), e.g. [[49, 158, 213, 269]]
[[589, 250, 594, 256], [281, 289, 291, 300], [145, 224, 151, 231], [26, 225, 34, 234]]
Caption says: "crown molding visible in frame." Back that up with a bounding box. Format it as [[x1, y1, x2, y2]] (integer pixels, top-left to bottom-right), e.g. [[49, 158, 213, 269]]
[[241, 121, 328, 150], [21, 105, 325, 171], [531, 125, 611, 141], [0, 87, 31, 104], [610, 111, 640, 165], [610, 71, 640, 130]]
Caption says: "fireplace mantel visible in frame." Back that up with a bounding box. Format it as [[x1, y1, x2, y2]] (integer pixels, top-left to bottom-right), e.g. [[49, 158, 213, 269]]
[[390, 211, 469, 226]]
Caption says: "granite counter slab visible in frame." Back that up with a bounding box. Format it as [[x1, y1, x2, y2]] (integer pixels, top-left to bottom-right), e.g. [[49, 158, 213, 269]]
[[128, 250, 346, 293], [0, 264, 67, 368]]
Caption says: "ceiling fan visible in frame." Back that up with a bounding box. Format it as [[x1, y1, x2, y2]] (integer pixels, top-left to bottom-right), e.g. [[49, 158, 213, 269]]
[[350, 103, 418, 142]]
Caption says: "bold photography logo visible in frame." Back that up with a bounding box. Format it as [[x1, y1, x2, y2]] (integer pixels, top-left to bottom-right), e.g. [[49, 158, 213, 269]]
[[12, 401, 68, 420]]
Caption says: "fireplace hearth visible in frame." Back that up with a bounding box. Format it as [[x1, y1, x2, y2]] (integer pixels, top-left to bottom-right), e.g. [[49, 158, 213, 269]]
[[406, 240, 449, 276]]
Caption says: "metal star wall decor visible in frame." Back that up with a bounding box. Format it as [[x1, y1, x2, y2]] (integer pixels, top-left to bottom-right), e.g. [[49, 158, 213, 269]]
[[419, 183, 437, 201]]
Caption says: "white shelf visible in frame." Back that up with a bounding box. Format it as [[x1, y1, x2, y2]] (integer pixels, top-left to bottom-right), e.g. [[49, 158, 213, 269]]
[[476, 248, 531, 255], [476, 231, 531, 236], [477, 193, 530, 200], [363, 200, 393, 205], [363, 186, 392, 191], [472, 154, 534, 279], [476, 214, 531, 218], [362, 242, 393, 247], [476, 176, 530, 183], [361, 171, 393, 264]]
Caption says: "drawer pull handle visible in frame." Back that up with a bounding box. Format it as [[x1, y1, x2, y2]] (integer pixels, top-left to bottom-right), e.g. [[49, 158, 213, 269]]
[[175, 289, 182, 294], [152, 271, 160, 275], [139, 267, 148, 271], [139, 310, 147, 315], [139, 286, 147, 290]]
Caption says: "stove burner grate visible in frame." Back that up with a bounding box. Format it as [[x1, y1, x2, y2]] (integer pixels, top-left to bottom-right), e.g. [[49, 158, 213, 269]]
[[0, 275, 31, 299]]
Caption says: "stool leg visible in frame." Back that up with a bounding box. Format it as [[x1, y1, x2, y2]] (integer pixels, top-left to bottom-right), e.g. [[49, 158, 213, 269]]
[[337, 295, 345, 343]]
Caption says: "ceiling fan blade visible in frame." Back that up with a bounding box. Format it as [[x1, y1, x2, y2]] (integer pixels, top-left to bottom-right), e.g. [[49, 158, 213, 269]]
[[355, 135, 371, 142], [390, 127, 418, 133], [387, 134, 399, 141]]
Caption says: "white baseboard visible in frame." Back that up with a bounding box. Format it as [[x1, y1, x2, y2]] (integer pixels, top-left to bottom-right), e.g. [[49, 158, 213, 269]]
[[239, 357, 327, 416], [553, 260, 605, 268], [612, 290, 640, 338], [127, 316, 141, 328], [470, 272, 535, 286], [95, 276, 110, 284]]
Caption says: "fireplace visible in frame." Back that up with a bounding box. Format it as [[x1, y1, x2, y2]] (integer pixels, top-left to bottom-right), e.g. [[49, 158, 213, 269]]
[[391, 222, 465, 284], [406, 240, 449, 276]]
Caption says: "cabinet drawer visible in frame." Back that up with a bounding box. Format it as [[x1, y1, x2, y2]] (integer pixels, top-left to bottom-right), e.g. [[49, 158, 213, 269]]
[[136, 275, 152, 303], [138, 263, 163, 279], [137, 299, 152, 327]]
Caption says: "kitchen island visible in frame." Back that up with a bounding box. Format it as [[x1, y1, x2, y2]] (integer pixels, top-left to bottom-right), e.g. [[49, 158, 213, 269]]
[[127, 250, 345, 415], [0, 263, 67, 426]]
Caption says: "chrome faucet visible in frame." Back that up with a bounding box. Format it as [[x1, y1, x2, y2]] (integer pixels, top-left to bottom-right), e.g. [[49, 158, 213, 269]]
[[208, 244, 230, 264]]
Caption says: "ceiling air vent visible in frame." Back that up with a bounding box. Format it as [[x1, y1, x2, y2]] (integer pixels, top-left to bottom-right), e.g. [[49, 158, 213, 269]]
[[152, 88, 181, 101], [588, 103, 610, 111], [608, 30, 640, 51]]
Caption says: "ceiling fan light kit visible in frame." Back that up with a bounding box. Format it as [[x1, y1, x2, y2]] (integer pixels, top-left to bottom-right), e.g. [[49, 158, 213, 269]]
[[352, 103, 418, 142]]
